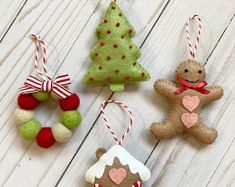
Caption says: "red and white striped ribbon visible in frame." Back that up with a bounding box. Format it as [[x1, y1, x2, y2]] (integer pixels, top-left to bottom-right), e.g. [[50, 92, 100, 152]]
[[31, 33, 50, 80], [101, 100, 133, 146], [185, 15, 202, 60], [20, 33, 72, 99], [133, 181, 143, 187]]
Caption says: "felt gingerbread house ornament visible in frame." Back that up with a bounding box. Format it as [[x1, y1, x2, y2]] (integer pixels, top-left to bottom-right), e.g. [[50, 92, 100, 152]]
[[85, 100, 151, 186], [83, 0, 150, 92], [150, 15, 223, 144]]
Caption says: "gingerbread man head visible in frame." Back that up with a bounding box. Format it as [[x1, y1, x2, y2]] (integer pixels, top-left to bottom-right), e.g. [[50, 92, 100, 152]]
[[176, 60, 206, 85]]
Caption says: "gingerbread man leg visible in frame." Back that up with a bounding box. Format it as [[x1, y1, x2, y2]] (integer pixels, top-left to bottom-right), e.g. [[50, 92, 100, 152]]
[[188, 122, 217, 144], [150, 121, 183, 139]]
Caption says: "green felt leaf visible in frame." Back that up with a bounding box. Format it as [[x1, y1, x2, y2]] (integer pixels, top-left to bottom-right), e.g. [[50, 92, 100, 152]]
[[83, 1, 150, 91]]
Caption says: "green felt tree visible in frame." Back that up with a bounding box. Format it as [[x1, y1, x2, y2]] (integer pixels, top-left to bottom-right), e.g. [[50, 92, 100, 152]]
[[83, 1, 150, 92]]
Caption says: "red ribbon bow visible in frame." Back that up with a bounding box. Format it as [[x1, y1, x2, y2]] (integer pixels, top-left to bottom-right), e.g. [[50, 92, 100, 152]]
[[20, 74, 72, 99], [175, 77, 210, 94]]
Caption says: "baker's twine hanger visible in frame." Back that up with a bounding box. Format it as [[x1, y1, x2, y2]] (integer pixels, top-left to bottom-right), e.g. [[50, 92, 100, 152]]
[[20, 33, 73, 99], [175, 15, 210, 95], [101, 100, 133, 146], [185, 15, 202, 61]]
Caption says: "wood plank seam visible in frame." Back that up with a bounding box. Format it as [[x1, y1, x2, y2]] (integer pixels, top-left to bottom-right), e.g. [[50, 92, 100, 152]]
[[55, 0, 172, 185], [0, 0, 28, 44], [144, 13, 235, 169], [55, 93, 114, 186], [204, 13, 235, 65]]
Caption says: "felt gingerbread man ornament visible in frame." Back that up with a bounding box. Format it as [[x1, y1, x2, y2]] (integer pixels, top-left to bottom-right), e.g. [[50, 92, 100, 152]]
[[150, 15, 223, 144], [85, 100, 151, 187]]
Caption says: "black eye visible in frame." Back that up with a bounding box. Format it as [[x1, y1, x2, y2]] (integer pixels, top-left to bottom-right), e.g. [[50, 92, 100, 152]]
[[198, 70, 202, 74], [184, 69, 189, 73]]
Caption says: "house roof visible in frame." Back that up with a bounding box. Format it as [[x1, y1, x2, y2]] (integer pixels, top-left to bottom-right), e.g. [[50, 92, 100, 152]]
[[85, 145, 151, 183]]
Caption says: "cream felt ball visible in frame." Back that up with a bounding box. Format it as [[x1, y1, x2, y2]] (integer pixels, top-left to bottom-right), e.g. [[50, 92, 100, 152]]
[[33, 91, 49, 101], [60, 110, 82, 129], [52, 123, 72, 143], [51, 92, 59, 100], [14, 108, 34, 125], [20, 119, 41, 140]]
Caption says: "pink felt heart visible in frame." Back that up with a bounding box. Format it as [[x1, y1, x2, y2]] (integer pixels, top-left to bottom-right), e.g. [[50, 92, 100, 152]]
[[181, 113, 198, 128], [182, 95, 200, 112], [109, 168, 127, 185]]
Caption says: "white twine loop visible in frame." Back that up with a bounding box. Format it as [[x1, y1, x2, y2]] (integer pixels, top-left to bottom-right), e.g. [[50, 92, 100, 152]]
[[101, 100, 133, 145], [185, 15, 202, 60]]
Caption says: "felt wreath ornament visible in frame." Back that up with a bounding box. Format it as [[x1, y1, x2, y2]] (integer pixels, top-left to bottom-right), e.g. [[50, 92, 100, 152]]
[[14, 34, 82, 148]]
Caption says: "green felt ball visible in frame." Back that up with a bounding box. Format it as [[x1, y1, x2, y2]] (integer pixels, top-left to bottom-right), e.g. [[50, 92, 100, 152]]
[[60, 110, 82, 129], [20, 119, 41, 140], [33, 92, 49, 101]]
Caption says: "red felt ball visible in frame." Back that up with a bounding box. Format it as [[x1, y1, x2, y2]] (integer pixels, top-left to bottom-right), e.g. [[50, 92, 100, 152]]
[[36, 127, 55, 148], [59, 93, 80, 111], [18, 94, 40, 110]]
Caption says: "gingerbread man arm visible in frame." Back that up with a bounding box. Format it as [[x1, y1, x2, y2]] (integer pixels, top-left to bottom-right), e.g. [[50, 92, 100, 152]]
[[154, 79, 177, 99], [202, 85, 223, 104]]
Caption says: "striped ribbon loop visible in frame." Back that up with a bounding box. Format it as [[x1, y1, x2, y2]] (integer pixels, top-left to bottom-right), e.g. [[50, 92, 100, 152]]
[[101, 100, 133, 146], [186, 15, 202, 60], [20, 33, 72, 99]]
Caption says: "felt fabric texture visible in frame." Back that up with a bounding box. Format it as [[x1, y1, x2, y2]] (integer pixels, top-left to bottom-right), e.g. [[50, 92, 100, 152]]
[[51, 92, 59, 100], [59, 93, 80, 111], [182, 95, 200, 112], [83, 1, 150, 92], [85, 145, 150, 186], [60, 110, 82, 129], [20, 119, 41, 140], [94, 157, 141, 187], [108, 168, 127, 185], [52, 123, 72, 143], [15, 91, 82, 148], [36, 127, 55, 148], [33, 91, 49, 101], [14, 108, 34, 125], [181, 112, 199, 128], [18, 94, 40, 110], [150, 60, 224, 144]]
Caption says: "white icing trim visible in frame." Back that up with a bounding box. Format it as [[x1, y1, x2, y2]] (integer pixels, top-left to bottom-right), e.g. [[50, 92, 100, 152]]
[[85, 145, 151, 183]]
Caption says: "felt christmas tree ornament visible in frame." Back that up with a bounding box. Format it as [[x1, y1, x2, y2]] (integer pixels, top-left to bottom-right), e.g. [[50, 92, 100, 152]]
[[150, 15, 223, 144], [83, 0, 150, 92], [14, 33, 82, 148], [85, 100, 151, 186]]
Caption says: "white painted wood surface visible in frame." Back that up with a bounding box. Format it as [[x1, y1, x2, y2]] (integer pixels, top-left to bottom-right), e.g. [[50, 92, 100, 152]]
[[0, 0, 234, 186]]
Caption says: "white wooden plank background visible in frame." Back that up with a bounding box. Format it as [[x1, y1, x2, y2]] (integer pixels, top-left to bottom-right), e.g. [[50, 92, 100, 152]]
[[0, 0, 234, 186]]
